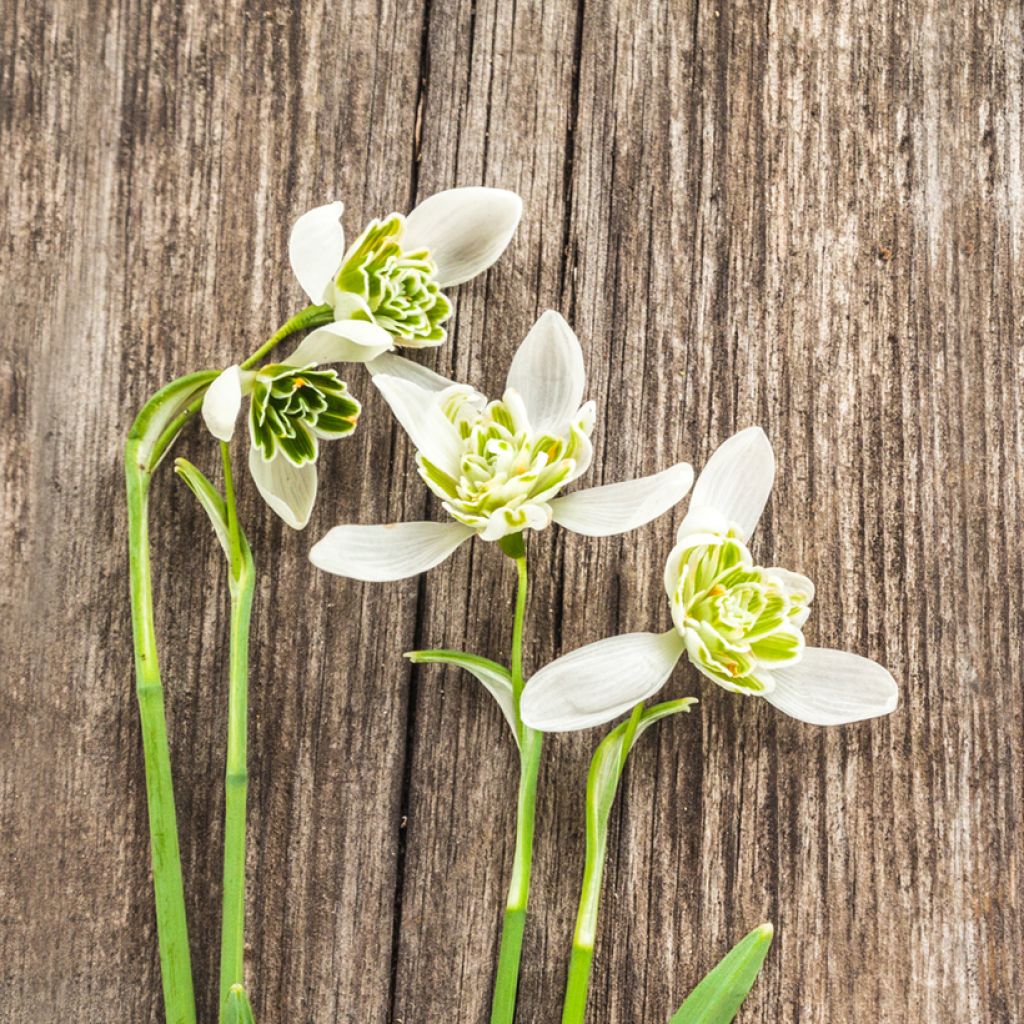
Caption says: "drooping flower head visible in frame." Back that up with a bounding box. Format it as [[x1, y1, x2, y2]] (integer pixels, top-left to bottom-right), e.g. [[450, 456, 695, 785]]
[[201, 187, 523, 529], [309, 311, 694, 581], [521, 428, 898, 730]]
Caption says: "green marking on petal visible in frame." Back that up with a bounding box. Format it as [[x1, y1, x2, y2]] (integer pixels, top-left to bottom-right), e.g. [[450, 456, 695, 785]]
[[417, 386, 596, 541], [331, 214, 452, 347], [668, 530, 815, 693], [248, 364, 361, 465]]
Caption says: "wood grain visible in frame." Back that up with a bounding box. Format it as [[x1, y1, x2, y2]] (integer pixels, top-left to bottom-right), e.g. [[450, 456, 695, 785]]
[[2, 0, 1021, 1021]]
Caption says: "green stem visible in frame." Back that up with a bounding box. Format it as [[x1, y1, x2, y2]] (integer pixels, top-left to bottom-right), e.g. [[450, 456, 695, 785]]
[[490, 548, 542, 1024], [125, 458, 196, 1024], [148, 304, 332, 469], [124, 307, 324, 1023], [561, 703, 645, 1024], [218, 444, 255, 1019], [239, 303, 333, 370]]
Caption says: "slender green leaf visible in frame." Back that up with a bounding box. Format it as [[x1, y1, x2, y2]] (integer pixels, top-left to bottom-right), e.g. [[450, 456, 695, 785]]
[[669, 923, 774, 1024], [222, 983, 257, 1024], [174, 458, 253, 581], [406, 649, 518, 747], [587, 699, 697, 852]]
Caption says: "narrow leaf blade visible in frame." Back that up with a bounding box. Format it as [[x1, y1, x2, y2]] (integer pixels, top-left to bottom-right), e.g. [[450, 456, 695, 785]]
[[174, 458, 254, 577], [669, 923, 773, 1024], [406, 649, 518, 747], [223, 984, 257, 1024]]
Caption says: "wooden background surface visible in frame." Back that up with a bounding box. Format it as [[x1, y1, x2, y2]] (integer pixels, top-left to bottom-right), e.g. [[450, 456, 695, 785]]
[[3, 0, 1022, 1021]]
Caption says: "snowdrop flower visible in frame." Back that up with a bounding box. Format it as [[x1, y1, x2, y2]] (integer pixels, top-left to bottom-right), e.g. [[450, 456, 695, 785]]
[[520, 427, 899, 731], [201, 187, 523, 529], [308, 311, 695, 581], [288, 187, 523, 362], [202, 361, 361, 529]]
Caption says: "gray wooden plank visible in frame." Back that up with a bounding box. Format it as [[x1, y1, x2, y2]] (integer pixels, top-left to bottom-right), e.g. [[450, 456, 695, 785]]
[[1, 0, 1021, 1022]]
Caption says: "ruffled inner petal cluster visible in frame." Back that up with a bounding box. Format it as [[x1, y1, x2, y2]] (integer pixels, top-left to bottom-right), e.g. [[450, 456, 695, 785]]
[[333, 214, 452, 348], [417, 385, 596, 541], [665, 530, 813, 694], [249, 364, 361, 467]]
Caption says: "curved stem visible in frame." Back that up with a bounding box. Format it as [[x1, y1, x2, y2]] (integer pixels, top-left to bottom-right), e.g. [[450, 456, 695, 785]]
[[148, 304, 333, 468], [239, 303, 333, 370], [218, 444, 255, 1019], [125, 456, 196, 1024], [490, 550, 542, 1024], [561, 702, 645, 1024], [124, 308, 323, 1022]]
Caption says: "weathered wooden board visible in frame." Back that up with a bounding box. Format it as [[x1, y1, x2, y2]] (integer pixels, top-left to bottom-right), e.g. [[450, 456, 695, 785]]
[[2, 1, 1021, 1021]]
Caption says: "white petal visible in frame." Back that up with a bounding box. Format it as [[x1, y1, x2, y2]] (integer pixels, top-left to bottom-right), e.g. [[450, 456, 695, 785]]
[[520, 630, 686, 733], [309, 521, 474, 582], [403, 187, 522, 287], [372, 374, 465, 475], [550, 462, 694, 537], [287, 319, 394, 365], [366, 351, 457, 392], [505, 311, 586, 434], [248, 448, 317, 530], [679, 427, 775, 543], [763, 648, 899, 725], [202, 365, 243, 442], [767, 567, 816, 604], [289, 202, 346, 304]]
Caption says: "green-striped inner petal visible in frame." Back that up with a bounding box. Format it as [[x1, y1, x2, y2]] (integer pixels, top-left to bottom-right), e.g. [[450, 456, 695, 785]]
[[249, 364, 361, 466], [668, 532, 814, 693]]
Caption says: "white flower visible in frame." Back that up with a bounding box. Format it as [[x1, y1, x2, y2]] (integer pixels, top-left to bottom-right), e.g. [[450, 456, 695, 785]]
[[288, 187, 523, 362], [202, 359, 361, 530], [520, 427, 899, 731], [201, 187, 523, 530], [308, 311, 695, 581]]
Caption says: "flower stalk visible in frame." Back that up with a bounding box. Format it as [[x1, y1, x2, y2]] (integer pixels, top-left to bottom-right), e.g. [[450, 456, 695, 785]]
[[124, 310, 329, 1024], [125, 373, 220, 1024], [490, 536, 543, 1024], [560, 699, 696, 1024], [217, 442, 256, 1018], [560, 700, 643, 1024]]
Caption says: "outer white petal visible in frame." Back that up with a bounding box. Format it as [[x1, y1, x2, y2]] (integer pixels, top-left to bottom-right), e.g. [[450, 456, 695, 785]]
[[287, 320, 394, 365], [202, 365, 243, 442], [520, 630, 686, 733], [679, 426, 775, 543], [403, 187, 523, 287], [309, 521, 474, 582], [366, 351, 457, 392], [289, 201, 346, 304], [768, 567, 816, 604], [505, 311, 586, 434], [550, 462, 694, 537], [372, 374, 465, 475], [763, 648, 899, 725], [248, 448, 317, 530]]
